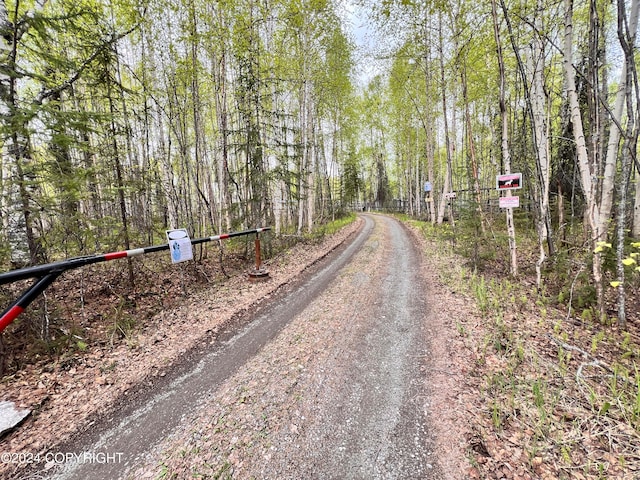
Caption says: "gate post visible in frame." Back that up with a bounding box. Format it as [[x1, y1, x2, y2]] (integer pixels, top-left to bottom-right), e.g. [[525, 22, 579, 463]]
[[247, 233, 269, 281]]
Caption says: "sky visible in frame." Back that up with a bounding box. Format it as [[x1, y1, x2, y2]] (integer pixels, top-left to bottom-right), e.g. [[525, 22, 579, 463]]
[[338, 0, 381, 86]]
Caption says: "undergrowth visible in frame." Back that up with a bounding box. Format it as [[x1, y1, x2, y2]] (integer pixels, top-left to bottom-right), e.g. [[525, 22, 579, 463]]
[[0, 214, 357, 377], [305, 213, 357, 240], [406, 214, 640, 479]]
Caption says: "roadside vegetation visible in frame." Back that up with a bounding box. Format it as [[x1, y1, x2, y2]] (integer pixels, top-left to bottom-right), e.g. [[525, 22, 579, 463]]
[[402, 212, 640, 479], [0, 214, 356, 378], [1, 0, 640, 475]]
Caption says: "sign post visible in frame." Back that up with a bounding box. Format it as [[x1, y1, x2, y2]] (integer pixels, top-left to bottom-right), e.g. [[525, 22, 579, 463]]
[[496, 173, 522, 210], [496, 173, 521, 277]]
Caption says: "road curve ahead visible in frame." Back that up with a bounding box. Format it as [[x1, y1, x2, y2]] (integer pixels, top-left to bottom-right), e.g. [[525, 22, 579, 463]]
[[47, 214, 442, 479]]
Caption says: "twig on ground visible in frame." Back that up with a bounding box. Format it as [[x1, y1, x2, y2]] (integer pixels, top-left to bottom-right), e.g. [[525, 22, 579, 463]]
[[547, 334, 611, 382], [565, 264, 585, 323], [576, 360, 607, 383]]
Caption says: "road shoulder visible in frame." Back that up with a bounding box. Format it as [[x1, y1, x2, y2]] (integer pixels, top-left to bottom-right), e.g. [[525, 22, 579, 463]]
[[2, 219, 363, 480]]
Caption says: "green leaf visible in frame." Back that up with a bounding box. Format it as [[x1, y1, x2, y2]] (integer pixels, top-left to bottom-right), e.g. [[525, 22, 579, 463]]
[[631, 242, 640, 248], [599, 402, 611, 415], [622, 258, 637, 266], [610, 281, 622, 288]]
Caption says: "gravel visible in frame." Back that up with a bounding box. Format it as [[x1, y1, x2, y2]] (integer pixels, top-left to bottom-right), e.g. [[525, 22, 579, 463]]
[[4, 213, 472, 480], [126, 214, 450, 479]]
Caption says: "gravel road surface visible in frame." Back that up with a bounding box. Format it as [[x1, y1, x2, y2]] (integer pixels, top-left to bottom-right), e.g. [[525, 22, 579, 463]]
[[48, 214, 444, 479]]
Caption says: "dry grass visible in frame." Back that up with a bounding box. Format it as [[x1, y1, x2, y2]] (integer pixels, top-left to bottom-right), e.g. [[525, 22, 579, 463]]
[[406, 216, 640, 479]]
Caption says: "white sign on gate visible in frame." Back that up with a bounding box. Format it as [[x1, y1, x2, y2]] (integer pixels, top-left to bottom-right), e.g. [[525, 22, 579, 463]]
[[166, 229, 193, 264]]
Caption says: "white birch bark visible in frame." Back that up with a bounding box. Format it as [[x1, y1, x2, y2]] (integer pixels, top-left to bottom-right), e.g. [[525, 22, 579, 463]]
[[492, 0, 517, 277], [530, 24, 552, 287], [634, 174, 640, 237], [613, 0, 640, 327], [1, 4, 33, 266], [599, 0, 640, 233], [563, 0, 604, 308], [297, 80, 308, 235], [212, 48, 232, 232], [436, 10, 451, 225], [306, 118, 315, 234], [273, 179, 284, 236], [5, 166, 31, 266], [437, 160, 450, 225]]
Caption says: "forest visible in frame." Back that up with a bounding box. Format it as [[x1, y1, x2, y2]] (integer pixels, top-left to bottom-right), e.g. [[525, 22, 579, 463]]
[[1, 0, 639, 339], [2, 1, 640, 477]]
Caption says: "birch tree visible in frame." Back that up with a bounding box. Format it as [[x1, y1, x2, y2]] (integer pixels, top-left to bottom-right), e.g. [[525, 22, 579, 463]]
[[635, 173, 640, 238], [436, 10, 454, 225], [491, 0, 517, 277], [612, 0, 640, 328], [499, 0, 556, 287], [563, 0, 639, 317], [0, 0, 137, 265]]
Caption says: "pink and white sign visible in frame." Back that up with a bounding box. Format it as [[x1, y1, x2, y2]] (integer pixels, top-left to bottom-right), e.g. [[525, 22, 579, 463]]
[[499, 196, 520, 208]]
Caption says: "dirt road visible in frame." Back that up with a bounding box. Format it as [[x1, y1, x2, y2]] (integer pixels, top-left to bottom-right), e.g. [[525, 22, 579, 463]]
[[47, 214, 446, 479]]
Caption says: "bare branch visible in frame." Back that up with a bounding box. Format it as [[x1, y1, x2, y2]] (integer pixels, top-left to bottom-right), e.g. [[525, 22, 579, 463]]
[[34, 24, 139, 106]]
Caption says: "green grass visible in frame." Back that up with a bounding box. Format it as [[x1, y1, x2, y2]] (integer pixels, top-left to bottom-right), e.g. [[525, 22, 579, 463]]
[[400, 214, 640, 478], [310, 213, 357, 238]]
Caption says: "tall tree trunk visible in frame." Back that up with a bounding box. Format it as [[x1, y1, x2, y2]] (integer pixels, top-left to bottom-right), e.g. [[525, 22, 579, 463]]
[[48, 89, 82, 255], [306, 99, 316, 233], [2, 0, 41, 266], [419, 20, 436, 224], [437, 153, 453, 224], [600, 0, 640, 232], [6, 137, 40, 266], [634, 172, 640, 237], [212, 46, 232, 232], [297, 74, 310, 234], [563, 0, 604, 313], [107, 79, 134, 286], [461, 66, 486, 234], [437, 11, 453, 225], [492, 0, 518, 277], [501, 0, 554, 286], [614, 0, 640, 328], [426, 120, 436, 223], [530, 18, 553, 287]]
